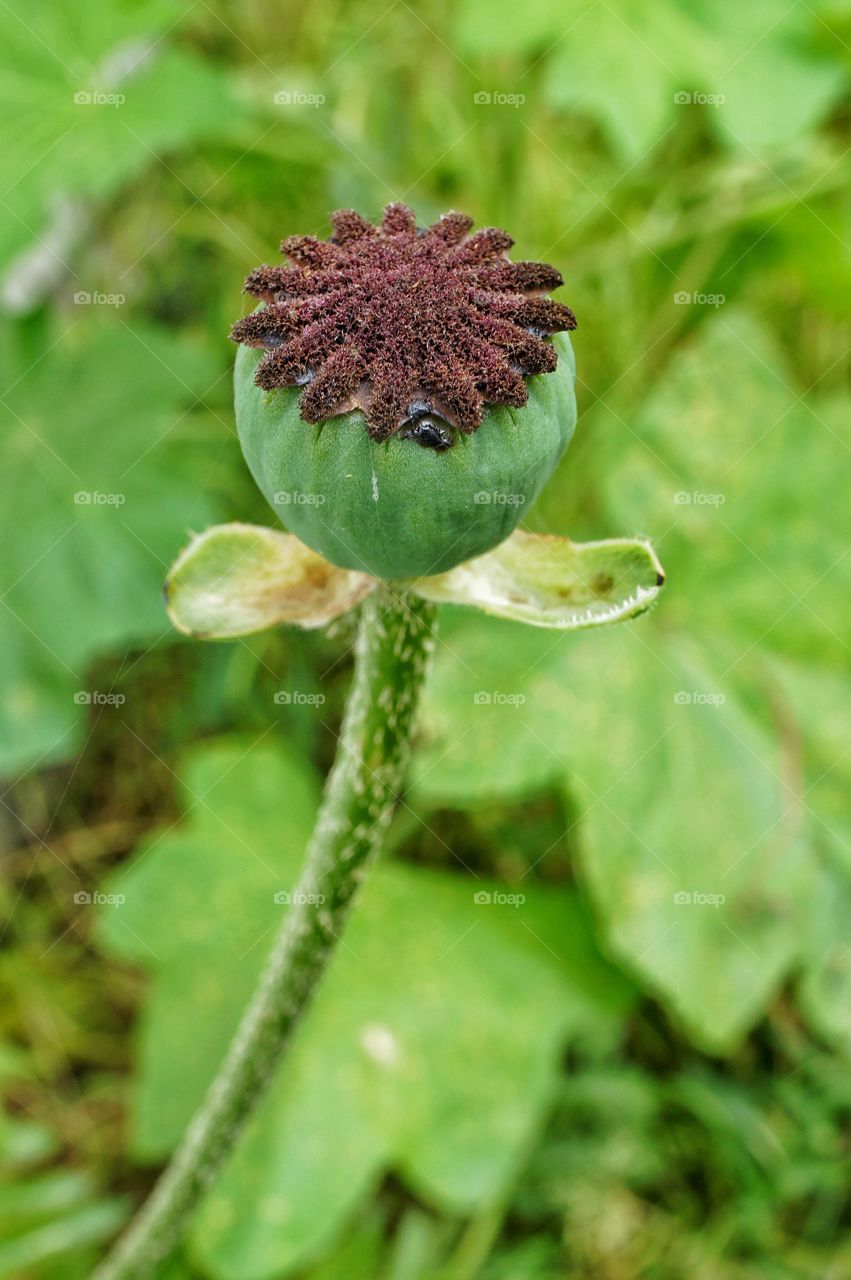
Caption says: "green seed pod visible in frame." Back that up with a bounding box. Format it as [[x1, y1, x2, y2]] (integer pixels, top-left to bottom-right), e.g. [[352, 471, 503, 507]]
[[232, 205, 578, 580]]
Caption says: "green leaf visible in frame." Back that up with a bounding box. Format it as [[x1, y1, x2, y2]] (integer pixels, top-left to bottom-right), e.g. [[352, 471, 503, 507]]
[[0, 1114, 58, 1167], [545, 0, 708, 161], [414, 615, 570, 805], [97, 739, 322, 1155], [452, 0, 564, 54], [409, 530, 664, 629], [417, 617, 810, 1050], [0, 0, 242, 286], [165, 523, 376, 638], [454, 0, 697, 159], [0, 1192, 127, 1274], [415, 310, 848, 1052], [798, 863, 851, 1055], [98, 738, 634, 1279], [758, 655, 851, 881], [0, 1052, 60, 1167], [0, 319, 226, 774], [454, 0, 846, 161], [0, 1170, 95, 1227], [680, 0, 847, 157], [596, 311, 849, 668]]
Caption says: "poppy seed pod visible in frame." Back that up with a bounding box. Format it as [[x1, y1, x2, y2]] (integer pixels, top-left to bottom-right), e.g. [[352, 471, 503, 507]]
[[232, 204, 577, 580]]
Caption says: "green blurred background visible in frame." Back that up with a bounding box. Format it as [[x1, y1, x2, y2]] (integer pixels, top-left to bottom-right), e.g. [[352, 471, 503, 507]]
[[1, 1, 850, 1276]]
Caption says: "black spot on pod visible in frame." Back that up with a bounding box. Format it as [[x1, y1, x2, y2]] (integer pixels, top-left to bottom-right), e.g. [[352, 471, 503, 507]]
[[400, 415, 453, 450]]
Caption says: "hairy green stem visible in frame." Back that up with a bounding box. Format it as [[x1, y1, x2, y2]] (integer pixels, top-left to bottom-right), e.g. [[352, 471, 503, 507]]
[[93, 586, 437, 1280]]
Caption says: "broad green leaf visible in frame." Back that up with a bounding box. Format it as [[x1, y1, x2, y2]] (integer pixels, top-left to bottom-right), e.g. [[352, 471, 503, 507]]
[[764, 664, 851, 1053], [417, 616, 809, 1051], [0, 320, 227, 775], [294, 1211, 384, 1280], [98, 739, 634, 1279], [759, 656, 851, 880], [414, 614, 571, 804], [98, 739, 322, 1154], [409, 530, 664, 629], [680, 0, 848, 157], [798, 863, 851, 1054], [588, 310, 850, 1047], [416, 310, 848, 1052], [594, 311, 849, 667], [166, 523, 375, 638], [545, 0, 709, 161], [454, 0, 846, 160], [0, 0, 242, 285], [455, 0, 704, 158]]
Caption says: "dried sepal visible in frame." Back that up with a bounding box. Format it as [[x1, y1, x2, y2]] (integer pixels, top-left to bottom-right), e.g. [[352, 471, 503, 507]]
[[407, 531, 665, 629], [165, 523, 375, 638]]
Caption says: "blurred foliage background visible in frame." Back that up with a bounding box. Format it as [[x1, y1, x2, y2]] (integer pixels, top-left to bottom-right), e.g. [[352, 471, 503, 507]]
[[1, 0, 850, 1276]]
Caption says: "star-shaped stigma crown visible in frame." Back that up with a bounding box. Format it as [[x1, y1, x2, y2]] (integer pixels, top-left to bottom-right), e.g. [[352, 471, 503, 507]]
[[231, 203, 576, 443]]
